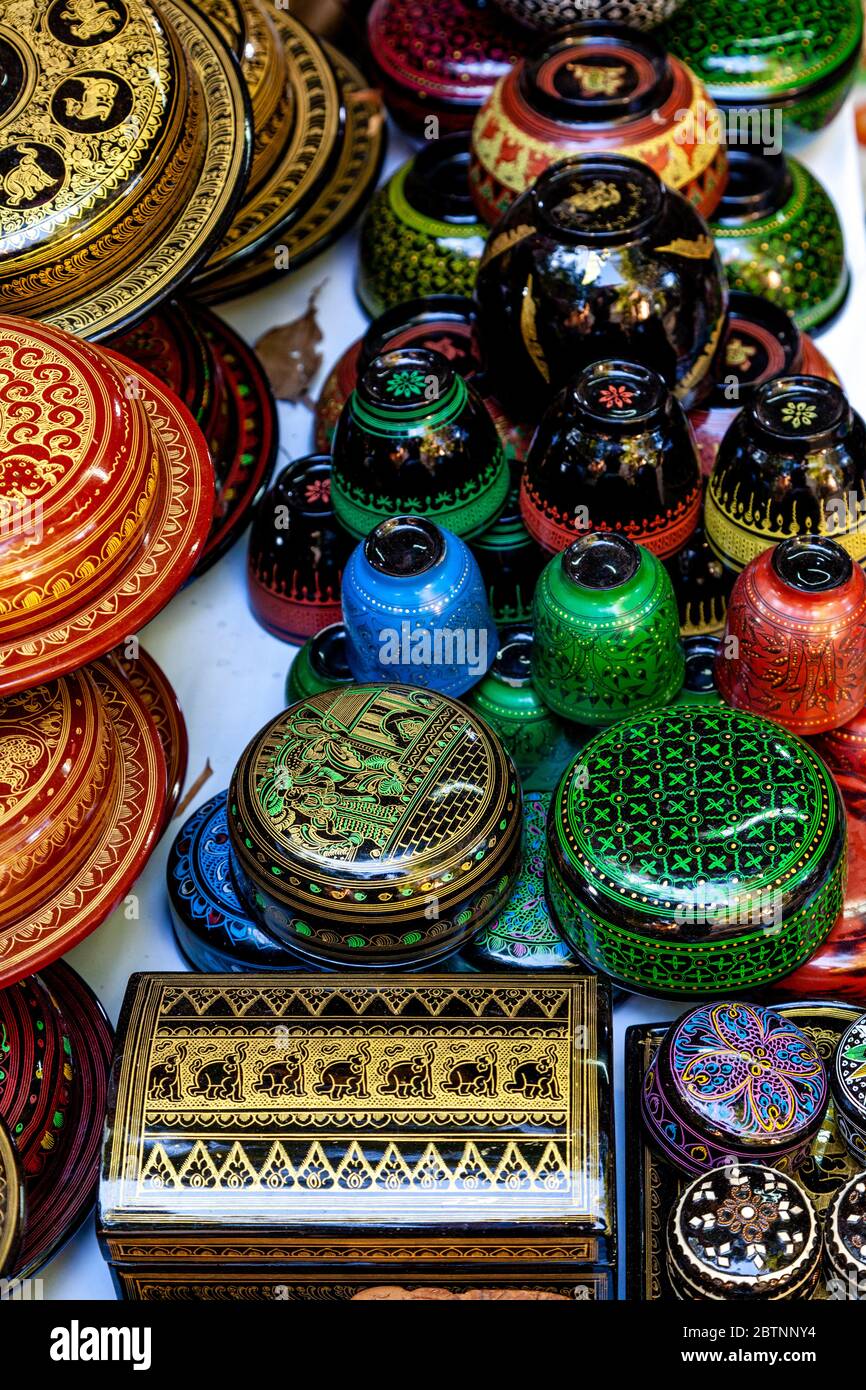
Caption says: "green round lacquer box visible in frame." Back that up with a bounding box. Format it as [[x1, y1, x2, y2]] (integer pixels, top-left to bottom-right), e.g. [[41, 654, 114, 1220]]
[[531, 533, 684, 725], [710, 151, 848, 335], [357, 137, 488, 318], [546, 704, 847, 998], [228, 683, 523, 968]]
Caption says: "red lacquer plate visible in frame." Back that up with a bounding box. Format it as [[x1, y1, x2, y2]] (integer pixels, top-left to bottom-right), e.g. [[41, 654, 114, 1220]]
[[194, 306, 279, 575], [0, 353, 214, 698], [109, 644, 188, 834], [0, 659, 166, 990], [11, 961, 113, 1281]]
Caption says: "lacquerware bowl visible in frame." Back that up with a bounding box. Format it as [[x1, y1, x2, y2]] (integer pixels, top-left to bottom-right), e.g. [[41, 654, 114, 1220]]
[[473, 154, 728, 416], [546, 703, 847, 997], [0, 1117, 23, 1278], [673, 634, 722, 707], [521, 359, 702, 559], [286, 624, 353, 705], [705, 376, 866, 577], [688, 291, 839, 477], [709, 150, 848, 335], [206, 0, 293, 200], [357, 138, 488, 319], [661, 0, 864, 146], [0, 0, 251, 338], [832, 1014, 866, 1166], [641, 1001, 828, 1178], [490, 0, 685, 32], [0, 974, 75, 1178], [227, 682, 523, 968], [825, 1176, 866, 1295], [367, 0, 528, 137], [668, 514, 734, 637], [472, 474, 546, 625], [466, 626, 562, 779], [717, 536, 866, 736], [469, 23, 727, 225], [342, 516, 498, 697], [331, 347, 509, 539], [246, 455, 351, 644], [532, 532, 684, 724]]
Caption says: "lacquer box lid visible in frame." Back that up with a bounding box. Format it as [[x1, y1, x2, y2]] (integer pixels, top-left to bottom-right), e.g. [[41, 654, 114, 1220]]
[[99, 972, 615, 1262]]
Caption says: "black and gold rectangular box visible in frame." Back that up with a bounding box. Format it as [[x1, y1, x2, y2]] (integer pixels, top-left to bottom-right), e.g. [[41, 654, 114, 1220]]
[[99, 972, 616, 1300]]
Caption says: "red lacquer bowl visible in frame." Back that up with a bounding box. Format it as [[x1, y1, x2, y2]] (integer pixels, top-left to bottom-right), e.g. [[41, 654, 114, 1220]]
[[0, 973, 74, 1178], [0, 657, 166, 989], [469, 22, 727, 225], [717, 536, 866, 736], [689, 292, 840, 478]]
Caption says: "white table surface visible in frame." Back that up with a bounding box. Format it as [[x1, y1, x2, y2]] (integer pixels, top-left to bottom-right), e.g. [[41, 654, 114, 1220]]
[[39, 103, 866, 1300]]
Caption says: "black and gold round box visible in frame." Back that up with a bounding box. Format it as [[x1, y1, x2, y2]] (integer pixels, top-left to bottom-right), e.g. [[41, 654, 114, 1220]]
[[228, 684, 523, 968]]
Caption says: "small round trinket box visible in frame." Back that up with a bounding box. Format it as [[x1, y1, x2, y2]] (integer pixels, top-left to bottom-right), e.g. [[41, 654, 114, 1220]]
[[709, 151, 848, 336], [718, 536, 866, 736], [668, 514, 734, 637], [831, 1014, 866, 1165], [463, 791, 576, 970], [0, 974, 74, 1177], [342, 517, 498, 698], [674, 635, 722, 707], [0, 1117, 23, 1278], [472, 469, 546, 625], [466, 627, 563, 779], [521, 360, 702, 559], [246, 455, 352, 644], [357, 138, 488, 319], [469, 23, 727, 225], [546, 703, 847, 996], [705, 376, 866, 576], [813, 709, 866, 804], [490, 0, 684, 32], [473, 154, 728, 416], [168, 790, 303, 974], [228, 683, 523, 968], [667, 1165, 823, 1301], [825, 1175, 866, 1298], [331, 347, 509, 540], [367, 0, 528, 137], [642, 1002, 828, 1176], [688, 292, 839, 478], [286, 625, 353, 705], [532, 533, 684, 724], [661, 0, 864, 147]]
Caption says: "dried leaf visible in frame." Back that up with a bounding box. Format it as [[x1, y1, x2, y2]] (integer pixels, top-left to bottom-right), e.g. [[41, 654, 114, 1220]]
[[173, 759, 214, 820], [255, 286, 325, 403]]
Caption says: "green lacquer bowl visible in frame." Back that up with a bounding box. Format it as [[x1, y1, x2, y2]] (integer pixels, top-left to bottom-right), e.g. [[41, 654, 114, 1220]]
[[710, 151, 848, 335], [662, 0, 864, 146], [532, 532, 684, 725], [285, 624, 353, 705], [546, 703, 847, 998], [357, 136, 488, 318]]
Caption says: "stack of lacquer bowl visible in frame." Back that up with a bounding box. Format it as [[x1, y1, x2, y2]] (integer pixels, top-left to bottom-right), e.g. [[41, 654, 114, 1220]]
[[193, 0, 387, 299]]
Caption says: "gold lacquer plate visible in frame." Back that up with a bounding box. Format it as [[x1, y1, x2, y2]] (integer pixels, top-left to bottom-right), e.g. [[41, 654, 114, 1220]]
[[35, 0, 251, 339], [108, 642, 188, 833], [0, 657, 166, 989], [201, 0, 247, 57], [229, 0, 295, 199], [0, 355, 214, 696], [194, 6, 341, 288], [198, 42, 387, 299], [0, 1116, 24, 1279]]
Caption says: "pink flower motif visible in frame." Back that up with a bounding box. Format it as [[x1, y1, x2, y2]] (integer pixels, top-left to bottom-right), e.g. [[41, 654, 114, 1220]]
[[598, 384, 635, 411], [305, 478, 330, 505]]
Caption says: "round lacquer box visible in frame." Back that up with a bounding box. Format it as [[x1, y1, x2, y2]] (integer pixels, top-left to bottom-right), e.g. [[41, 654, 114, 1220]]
[[831, 1013, 866, 1166], [667, 1164, 823, 1301], [227, 683, 523, 968], [546, 703, 847, 997], [825, 1175, 866, 1298], [642, 1002, 828, 1177]]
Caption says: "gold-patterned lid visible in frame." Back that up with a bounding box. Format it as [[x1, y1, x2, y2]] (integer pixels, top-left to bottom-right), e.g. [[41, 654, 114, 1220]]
[[0, 316, 159, 641], [0, 1115, 24, 1278], [100, 973, 614, 1251]]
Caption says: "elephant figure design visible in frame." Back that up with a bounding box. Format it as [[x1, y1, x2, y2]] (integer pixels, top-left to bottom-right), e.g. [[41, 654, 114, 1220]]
[[147, 1044, 188, 1103], [504, 1046, 561, 1101], [255, 1048, 307, 1098], [188, 1046, 247, 1103], [312, 1043, 371, 1101], [441, 1049, 498, 1099], [378, 1043, 435, 1100]]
